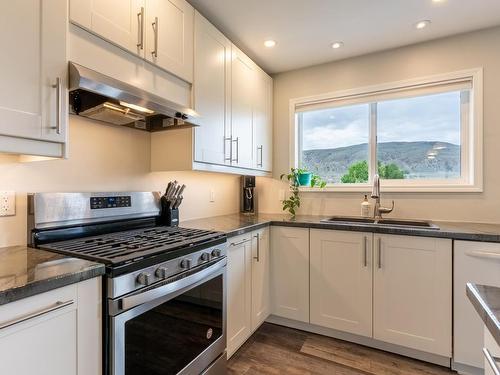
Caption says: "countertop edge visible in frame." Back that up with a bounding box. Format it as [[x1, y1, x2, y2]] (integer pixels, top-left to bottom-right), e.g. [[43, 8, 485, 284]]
[[466, 283, 500, 347], [0, 264, 105, 306]]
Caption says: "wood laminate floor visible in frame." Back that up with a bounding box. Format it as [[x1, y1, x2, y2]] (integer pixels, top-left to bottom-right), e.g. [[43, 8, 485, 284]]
[[228, 323, 456, 375]]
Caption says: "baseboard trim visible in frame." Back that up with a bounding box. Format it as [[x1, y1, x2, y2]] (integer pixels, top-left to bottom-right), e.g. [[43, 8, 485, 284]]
[[451, 361, 483, 375], [265, 315, 452, 368]]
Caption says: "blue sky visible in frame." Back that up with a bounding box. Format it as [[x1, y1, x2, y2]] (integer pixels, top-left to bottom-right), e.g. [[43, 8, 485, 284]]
[[301, 91, 462, 150]]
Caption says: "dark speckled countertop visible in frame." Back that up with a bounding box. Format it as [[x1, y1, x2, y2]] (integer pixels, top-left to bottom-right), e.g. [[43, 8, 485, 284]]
[[181, 213, 500, 242], [467, 283, 500, 346], [0, 246, 105, 306]]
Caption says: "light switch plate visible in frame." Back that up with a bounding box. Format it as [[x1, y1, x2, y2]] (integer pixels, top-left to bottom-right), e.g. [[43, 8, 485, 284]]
[[0, 191, 15, 217], [209, 190, 216, 202], [279, 189, 285, 201]]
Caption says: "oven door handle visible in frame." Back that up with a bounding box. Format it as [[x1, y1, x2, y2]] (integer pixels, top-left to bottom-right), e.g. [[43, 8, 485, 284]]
[[118, 259, 226, 311]]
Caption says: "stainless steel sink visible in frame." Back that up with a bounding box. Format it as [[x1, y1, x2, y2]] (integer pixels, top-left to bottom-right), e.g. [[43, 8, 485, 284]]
[[320, 216, 439, 230]]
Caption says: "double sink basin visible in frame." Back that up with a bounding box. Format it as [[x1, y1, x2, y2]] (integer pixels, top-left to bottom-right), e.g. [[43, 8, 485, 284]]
[[320, 216, 440, 230]]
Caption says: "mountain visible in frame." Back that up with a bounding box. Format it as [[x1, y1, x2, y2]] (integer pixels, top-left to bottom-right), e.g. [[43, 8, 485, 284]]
[[302, 141, 460, 183]]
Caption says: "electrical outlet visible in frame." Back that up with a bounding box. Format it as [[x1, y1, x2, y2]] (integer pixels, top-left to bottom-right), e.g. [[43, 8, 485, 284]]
[[0, 191, 16, 217], [209, 190, 216, 203]]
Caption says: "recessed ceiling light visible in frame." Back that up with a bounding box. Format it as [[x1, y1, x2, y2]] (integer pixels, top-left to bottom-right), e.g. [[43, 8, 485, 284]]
[[415, 20, 431, 29], [331, 41, 344, 49], [264, 40, 276, 48], [432, 0, 446, 3]]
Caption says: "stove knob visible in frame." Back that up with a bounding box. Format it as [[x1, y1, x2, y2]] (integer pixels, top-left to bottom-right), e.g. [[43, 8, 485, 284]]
[[136, 272, 152, 286], [155, 266, 168, 279], [180, 258, 192, 269], [211, 249, 222, 258], [200, 252, 210, 262]]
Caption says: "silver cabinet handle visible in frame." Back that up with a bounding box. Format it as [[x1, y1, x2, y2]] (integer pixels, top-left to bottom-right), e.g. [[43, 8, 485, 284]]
[[230, 237, 251, 247], [254, 233, 260, 262], [51, 77, 62, 134], [224, 137, 232, 162], [137, 7, 144, 49], [483, 348, 500, 375], [363, 236, 367, 267], [231, 137, 239, 164], [151, 17, 158, 57], [377, 237, 382, 269], [466, 251, 500, 260], [257, 145, 263, 167], [0, 300, 74, 330]]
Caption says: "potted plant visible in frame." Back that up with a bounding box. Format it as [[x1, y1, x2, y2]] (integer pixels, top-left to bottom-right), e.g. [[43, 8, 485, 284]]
[[280, 168, 326, 217]]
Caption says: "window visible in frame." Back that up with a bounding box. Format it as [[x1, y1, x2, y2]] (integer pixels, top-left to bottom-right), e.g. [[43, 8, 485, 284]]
[[293, 69, 483, 192]]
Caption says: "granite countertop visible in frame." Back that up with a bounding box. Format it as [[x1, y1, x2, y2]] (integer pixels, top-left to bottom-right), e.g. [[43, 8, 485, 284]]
[[0, 246, 105, 306], [181, 213, 500, 242], [467, 283, 500, 346]]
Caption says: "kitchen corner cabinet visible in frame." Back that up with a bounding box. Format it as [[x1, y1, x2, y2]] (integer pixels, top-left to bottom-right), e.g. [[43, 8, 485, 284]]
[[310, 230, 372, 337], [70, 0, 194, 83], [373, 234, 452, 357], [151, 11, 273, 176], [270, 226, 310, 323], [0, 277, 102, 375], [227, 227, 270, 358], [0, 0, 68, 157]]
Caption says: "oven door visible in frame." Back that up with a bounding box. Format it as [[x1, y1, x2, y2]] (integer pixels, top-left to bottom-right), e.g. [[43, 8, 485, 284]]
[[109, 259, 227, 375]]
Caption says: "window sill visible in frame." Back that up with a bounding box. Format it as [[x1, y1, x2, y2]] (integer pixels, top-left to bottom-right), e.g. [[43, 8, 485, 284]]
[[299, 184, 483, 193]]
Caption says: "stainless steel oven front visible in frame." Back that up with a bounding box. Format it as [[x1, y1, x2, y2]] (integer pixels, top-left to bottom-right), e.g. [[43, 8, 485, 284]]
[[108, 258, 227, 375]]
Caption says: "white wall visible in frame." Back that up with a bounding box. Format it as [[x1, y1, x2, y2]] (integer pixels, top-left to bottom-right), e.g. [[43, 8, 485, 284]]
[[258, 26, 500, 223], [0, 116, 240, 247]]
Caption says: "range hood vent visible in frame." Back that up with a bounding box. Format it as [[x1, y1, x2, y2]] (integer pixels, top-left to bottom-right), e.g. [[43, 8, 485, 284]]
[[68, 62, 199, 131]]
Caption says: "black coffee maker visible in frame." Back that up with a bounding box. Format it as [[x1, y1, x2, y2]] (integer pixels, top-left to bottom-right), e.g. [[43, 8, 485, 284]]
[[240, 176, 256, 215]]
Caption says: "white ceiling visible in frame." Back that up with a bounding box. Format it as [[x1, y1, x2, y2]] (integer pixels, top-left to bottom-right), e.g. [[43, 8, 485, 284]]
[[187, 0, 500, 74]]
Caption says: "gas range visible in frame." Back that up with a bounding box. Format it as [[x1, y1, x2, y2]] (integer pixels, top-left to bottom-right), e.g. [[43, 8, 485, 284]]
[[28, 192, 228, 375]]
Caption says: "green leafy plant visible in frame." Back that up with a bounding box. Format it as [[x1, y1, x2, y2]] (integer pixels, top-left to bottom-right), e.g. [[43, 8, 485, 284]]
[[280, 168, 326, 216], [341, 160, 407, 183]]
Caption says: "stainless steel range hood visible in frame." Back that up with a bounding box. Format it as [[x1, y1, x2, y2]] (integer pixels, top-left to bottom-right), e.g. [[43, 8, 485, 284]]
[[68, 62, 199, 131]]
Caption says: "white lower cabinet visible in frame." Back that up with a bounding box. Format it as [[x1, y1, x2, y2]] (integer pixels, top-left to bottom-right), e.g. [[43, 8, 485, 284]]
[[270, 226, 310, 323], [227, 228, 271, 357], [251, 227, 271, 331], [373, 234, 452, 357], [0, 277, 102, 375], [310, 229, 372, 337]]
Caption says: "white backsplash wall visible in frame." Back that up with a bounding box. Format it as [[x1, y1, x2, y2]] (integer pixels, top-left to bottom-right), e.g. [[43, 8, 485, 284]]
[[264, 26, 500, 224], [0, 116, 240, 248]]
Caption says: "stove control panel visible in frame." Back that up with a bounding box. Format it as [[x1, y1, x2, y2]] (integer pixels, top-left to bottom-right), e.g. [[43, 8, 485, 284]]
[[109, 243, 227, 298], [90, 195, 131, 209]]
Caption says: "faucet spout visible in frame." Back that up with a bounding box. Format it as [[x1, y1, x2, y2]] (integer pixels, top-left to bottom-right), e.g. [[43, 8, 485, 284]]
[[371, 174, 380, 199]]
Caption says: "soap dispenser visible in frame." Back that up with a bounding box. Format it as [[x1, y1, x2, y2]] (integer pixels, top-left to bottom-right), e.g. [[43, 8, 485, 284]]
[[361, 195, 371, 217]]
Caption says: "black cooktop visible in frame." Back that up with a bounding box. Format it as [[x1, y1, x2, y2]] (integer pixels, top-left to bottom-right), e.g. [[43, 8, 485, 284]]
[[39, 226, 226, 268]]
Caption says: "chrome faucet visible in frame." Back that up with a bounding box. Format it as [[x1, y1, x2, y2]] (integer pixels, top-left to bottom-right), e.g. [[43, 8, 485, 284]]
[[371, 174, 394, 219]]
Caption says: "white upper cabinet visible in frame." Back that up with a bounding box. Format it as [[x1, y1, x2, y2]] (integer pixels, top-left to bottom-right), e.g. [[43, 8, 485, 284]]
[[193, 12, 231, 166], [373, 234, 452, 357], [145, 0, 194, 82], [253, 69, 273, 171], [70, 0, 194, 83], [70, 0, 145, 56], [0, 0, 67, 156], [230, 46, 256, 169], [310, 230, 373, 337]]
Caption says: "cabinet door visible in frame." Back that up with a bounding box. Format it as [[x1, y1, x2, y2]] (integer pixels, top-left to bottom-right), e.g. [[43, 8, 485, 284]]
[[193, 12, 231, 166], [0, 0, 67, 143], [270, 226, 309, 323], [227, 234, 252, 357], [0, 286, 77, 375], [70, 0, 145, 56], [454, 241, 500, 369], [310, 230, 372, 337], [373, 234, 452, 357], [254, 70, 273, 171], [251, 227, 270, 331], [231, 46, 255, 169], [146, 0, 194, 82]]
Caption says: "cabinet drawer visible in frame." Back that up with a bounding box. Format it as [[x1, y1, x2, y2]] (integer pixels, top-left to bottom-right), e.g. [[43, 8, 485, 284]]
[[0, 284, 77, 335]]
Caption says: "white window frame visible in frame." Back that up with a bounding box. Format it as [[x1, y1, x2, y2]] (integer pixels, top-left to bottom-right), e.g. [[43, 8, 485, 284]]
[[290, 68, 483, 193]]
